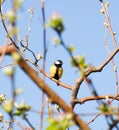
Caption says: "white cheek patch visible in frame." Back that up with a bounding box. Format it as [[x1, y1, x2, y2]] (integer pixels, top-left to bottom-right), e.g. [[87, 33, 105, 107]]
[[55, 61, 60, 65]]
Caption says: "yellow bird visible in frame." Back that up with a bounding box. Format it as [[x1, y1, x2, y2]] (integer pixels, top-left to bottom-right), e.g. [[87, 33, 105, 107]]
[[50, 60, 63, 80]]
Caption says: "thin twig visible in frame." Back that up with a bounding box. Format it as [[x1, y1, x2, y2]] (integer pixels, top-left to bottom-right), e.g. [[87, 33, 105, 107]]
[[0, 62, 17, 69], [6, 1, 18, 129], [40, 0, 47, 130], [0, 2, 37, 65], [20, 41, 38, 62], [14, 120, 25, 129], [2, 119, 14, 130], [8, 74, 15, 128], [0, 3, 19, 49], [17, 55, 90, 130], [24, 8, 34, 51], [100, 1, 118, 48], [35, 65, 73, 90], [0, 45, 73, 90], [24, 116, 35, 130], [73, 95, 119, 105], [31, 109, 100, 117], [71, 47, 119, 108], [86, 79, 104, 105], [58, 34, 81, 70], [87, 113, 101, 125], [0, 43, 8, 64], [103, 28, 119, 94], [108, 120, 119, 130], [0, 2, 73, 91]]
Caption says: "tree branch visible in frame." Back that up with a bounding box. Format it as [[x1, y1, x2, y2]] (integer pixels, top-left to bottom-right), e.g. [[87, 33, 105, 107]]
[[0, 45, 90, 130], [71, 47, 119, 108], [100, 1, 118, 48], [73, 95, 119, 105]]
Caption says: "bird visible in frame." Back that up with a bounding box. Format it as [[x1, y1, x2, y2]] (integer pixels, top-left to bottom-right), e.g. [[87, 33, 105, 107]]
[[50, 60, 63, 80]]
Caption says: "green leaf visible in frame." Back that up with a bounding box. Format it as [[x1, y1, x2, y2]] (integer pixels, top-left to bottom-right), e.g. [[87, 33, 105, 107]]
[[11, 52, 21, 63], [3, 66, 14, 77], [14, 100, 31, 116], [14, 0, 23, 10], [2, 99, 13, 113], [0, 95, 6, 103], [70, 55, 87, 69], [14, 88, 23, 96], [46, 114, 74, 130], [9, 26, 19, 37], [68, 45, 75, 53], [47, 12, 64, 34], [51, 36, 61, 45], [99, 104, 115, 115], [0, 113, 3, 122], [6, 10, 16, 23], [14, 110, 22, 116]]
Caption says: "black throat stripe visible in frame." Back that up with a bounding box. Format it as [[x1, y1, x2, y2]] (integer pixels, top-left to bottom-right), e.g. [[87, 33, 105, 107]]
[[54, 67, 59, 80]]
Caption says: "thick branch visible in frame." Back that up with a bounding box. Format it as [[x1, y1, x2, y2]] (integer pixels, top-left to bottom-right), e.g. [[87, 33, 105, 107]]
[[71, 47, 119, 108], [18, 53, 90, 130], [73, 95, 119, 104], [0, 45, 73, 90], [0, 45, 90, 130]]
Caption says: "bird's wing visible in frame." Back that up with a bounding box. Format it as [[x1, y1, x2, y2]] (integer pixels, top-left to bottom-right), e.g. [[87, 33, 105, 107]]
[[50, 65, 57, 77], [58, 67, 63, 79]]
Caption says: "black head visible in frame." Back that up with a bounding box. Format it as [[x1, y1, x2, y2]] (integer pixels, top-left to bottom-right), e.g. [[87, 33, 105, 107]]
[[54, 60, 63, 67]]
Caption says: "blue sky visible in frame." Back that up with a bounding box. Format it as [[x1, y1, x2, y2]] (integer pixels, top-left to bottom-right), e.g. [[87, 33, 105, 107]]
[[1, 0, 119, 130]]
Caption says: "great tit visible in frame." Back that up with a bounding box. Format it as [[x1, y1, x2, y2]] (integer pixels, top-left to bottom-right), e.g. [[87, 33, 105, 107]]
[[50, 60, 63, 80]]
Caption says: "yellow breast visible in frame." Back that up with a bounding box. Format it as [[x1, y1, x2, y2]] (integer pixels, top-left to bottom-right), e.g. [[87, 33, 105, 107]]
[[50, 65, 63, 80]]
